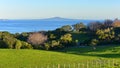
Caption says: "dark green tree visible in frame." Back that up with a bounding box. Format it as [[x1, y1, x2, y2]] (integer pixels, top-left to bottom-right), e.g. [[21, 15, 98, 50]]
[[72, 23, 86, 32], [61, 25, 72, 31]]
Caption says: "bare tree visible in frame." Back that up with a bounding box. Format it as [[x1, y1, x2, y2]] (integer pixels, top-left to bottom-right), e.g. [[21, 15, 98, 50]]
[[104, 19, 113, 28], [28, 32, 47, 48], [88, 21, 103, 31]]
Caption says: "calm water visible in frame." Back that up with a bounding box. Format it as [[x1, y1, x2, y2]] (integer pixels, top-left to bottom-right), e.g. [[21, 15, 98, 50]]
[[0, 20, 94, 33]]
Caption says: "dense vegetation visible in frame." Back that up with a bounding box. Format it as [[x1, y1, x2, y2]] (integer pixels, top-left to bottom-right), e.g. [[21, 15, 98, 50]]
[[1, 19, 120, 50]]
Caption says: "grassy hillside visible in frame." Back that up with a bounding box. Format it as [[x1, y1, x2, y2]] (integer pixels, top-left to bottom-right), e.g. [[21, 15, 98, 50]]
[[0, 45, 120, 68], [64, 45, 120, 58], [0, 49, 96, 68]]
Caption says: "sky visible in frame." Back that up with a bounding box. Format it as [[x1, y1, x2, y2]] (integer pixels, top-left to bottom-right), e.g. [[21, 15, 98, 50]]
[[0, 0, 120, 19]]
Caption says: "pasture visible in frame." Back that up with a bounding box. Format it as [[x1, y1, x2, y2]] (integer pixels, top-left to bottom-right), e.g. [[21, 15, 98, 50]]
[[0, 45, 120, 68]]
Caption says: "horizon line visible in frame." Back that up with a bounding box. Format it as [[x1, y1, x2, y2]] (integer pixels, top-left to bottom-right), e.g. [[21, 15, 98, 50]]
[[0, 17, 117, 20]]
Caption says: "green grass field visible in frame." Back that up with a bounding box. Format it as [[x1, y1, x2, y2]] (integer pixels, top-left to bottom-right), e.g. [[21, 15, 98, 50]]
[[0, 45, 120, 68]]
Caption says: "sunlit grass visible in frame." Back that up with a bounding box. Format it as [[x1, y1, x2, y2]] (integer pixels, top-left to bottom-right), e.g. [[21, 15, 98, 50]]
[[0, 45, 120, 68]]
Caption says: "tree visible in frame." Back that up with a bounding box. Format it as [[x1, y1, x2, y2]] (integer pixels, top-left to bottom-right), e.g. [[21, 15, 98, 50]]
[[27, 32, 47, 48], [72, 23, 86, 32], [21, 41, 33, 49], [51, 40, 60, 47], [15, 40, 22, 49], [0, 32, 17, 49], [49, 34, 56, 40], [15, 32, 29, 41], [0, 40, 8, 48], [90, 39, 99, 50], [61, 25, 72, 31], [0, 32, 33, 49], [104, 19, 113, 28], [96, 28, 115, 40], [44, 40, 62, 50], [112, 18, 120, 27], [88, 21, 103, 31], [60, 33, 72, 43]]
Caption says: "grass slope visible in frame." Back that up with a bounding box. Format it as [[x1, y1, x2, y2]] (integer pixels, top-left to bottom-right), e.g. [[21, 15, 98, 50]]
[[0, 45, 120, 68], [0, 49, 96, 68]]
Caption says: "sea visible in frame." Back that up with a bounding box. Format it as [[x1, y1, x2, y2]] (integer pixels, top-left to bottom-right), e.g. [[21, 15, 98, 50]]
[[0, 19, 100, 33]]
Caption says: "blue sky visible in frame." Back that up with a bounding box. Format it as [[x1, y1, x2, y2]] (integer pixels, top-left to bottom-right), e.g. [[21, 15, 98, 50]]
[[0, 0, 120, 19]]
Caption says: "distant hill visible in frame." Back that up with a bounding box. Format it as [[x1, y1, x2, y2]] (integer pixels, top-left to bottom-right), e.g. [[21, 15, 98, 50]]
[[39, 17, 79, 21], [39, 17, 103, 23]]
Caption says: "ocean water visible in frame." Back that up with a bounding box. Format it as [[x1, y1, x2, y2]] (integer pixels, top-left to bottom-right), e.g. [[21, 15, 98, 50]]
[[0, 20, 94, 33]]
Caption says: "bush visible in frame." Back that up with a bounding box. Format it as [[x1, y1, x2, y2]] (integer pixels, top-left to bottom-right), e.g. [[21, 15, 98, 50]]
[[44, 43, 50, 50], [15, 40, 22, 49], [61, 25, 72, 31], [96, 28, 115, 40], [90, 39, 99, 50], [44, 40, 62, 50], [1, 32, 16, 49], [60, 33, 72, 43], [90, 39, 99, 46], [21, 41, 33, 49], [0, 40, 8, 48], [28, 32, 47, 49]]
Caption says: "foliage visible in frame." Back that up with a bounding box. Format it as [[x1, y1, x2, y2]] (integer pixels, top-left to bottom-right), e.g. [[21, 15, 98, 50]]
[[0, 32, 16, 48], [96, 28, 115, 40], [61, 25, 72, 31], [72, 22, 86, 32], [60, 33, 72, 43], [88, 21, 103, 31], [27, 32, 47, 48], [90, 39, 99, 46], [104, 19, 113, 28], [112, 19, 120, 27], [0, 32, 33, 49], [1, 18, 120, 50], [47, 28, 67, 40], [15, 32, 29, 41], [44, 40, 62, 50], [21, 41, 33, 49], [15, 40, 22, 49], [49, 34, 56, 40], [44, 43, 50, 50], [0, 40, 8, 48]]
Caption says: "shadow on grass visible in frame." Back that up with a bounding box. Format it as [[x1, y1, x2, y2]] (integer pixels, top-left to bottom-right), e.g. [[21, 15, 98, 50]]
[[80, 53, 120, 58], [57, 45, 120, 58]]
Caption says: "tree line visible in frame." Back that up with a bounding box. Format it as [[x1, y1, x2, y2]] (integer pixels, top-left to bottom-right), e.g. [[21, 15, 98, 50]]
[[0, 18, 120, 50]]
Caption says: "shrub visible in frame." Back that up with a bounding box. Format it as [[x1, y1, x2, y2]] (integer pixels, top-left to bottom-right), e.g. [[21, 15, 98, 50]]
[[21, 41, 33, 49], [28, 32, 47, 49], [0, 40, 8, 48], [44, 40, 62, 50], [72, 22, 86, 32], [60, 33, 72, 43], [61, 25, 72, 31], [1, 32, 16, 49], [44, 43, 50, 50], [88, 22, 103, 31], [90, 39, 99, 50], [96, 28, 115, 40], [15, 40, 22, 49]]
